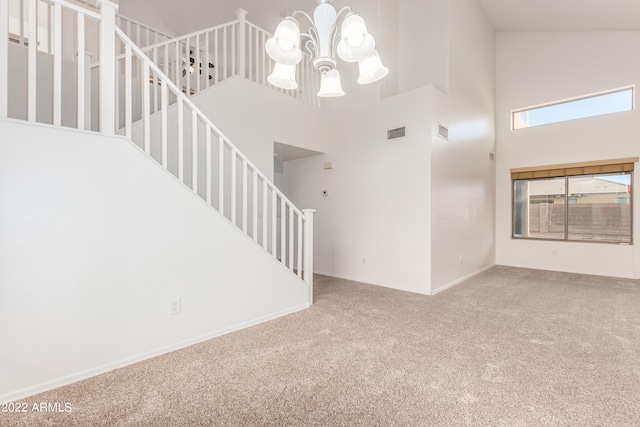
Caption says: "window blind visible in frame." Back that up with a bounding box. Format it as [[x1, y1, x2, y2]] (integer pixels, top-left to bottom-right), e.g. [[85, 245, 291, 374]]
[[510, 157, 638, 180]]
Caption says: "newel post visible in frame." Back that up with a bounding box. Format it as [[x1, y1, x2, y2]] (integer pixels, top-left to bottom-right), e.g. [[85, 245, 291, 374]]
[[236, 8, 247, 79], [303, 209, 316, 305], [97, 0, 118, 135], [0, 0, 8, 118]]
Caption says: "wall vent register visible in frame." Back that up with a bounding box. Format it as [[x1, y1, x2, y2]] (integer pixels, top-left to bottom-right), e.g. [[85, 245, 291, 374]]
[[387, 127, 406, 140], [438, 124, 449, 140]]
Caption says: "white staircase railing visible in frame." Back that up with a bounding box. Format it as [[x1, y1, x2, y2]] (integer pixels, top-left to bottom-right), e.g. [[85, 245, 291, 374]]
[[4, 0, 171, 60], [0, 0, 316, 303], [64, 0, 175, 48], [138, 9, 321, 107], [135, 19, 240, 106], [0, 0, 101, 127], [116, 14, 172, 49]]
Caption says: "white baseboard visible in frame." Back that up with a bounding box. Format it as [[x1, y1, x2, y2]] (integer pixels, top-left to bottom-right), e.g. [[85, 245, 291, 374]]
[[313, 270, 430, 295], [314, 266, 498, 296], [495, 262, 640, 280], [430, 264, 496, 295], [0, 303, 310, 404]]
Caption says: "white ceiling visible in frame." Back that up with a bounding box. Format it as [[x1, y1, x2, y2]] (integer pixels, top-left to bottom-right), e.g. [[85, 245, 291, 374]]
[[120, 0, 640, 36], [477, 0, 640, 31]]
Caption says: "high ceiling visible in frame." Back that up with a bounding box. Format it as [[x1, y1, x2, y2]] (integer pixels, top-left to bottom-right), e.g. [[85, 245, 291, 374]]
[[120, 0, 640, 37], [477, 0, 640, 31]]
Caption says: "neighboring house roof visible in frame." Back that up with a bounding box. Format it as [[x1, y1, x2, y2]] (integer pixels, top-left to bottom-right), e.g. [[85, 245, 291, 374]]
[[528, 176, 630, 196]]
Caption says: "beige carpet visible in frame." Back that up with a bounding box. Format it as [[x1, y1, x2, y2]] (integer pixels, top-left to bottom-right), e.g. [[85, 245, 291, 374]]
[[3, 266, 640, 426]]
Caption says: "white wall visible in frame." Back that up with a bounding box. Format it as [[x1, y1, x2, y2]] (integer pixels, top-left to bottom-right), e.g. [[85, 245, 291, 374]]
[[495, 32, 640, 278], [281, 0, 496, 295], [0, 120, 309, 402], [284, 86, 432, 294], [377, 0, 399, 99], [321, 0, 448, 109], [429, 0, 496, 293], [193, 77, 330, 181], [398, 0, 449, 96]]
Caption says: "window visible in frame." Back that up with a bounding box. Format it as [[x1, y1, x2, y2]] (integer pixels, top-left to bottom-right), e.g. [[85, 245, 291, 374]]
[[512, 158, 637, 244], [514, 177, 566, 240], [512, 87, 634, 130]]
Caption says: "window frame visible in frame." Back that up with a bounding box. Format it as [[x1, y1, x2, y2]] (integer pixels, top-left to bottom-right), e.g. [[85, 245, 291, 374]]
[[511, 86, 635, 131], [511, 158, 637, 245]]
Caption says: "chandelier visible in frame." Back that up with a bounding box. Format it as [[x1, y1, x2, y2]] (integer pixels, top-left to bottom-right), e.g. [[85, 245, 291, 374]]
[[265, 0, 389, 97]]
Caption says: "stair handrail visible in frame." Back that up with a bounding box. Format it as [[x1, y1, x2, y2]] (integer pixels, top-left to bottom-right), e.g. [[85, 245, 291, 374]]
[[114, 27, 306, 218], [116, 14, 173, 48], [115, 25, 315, 296]]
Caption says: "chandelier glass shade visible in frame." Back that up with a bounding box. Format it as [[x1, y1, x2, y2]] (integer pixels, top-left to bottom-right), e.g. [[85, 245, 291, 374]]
[[357, 49, 388, 84], [336, 14, 375, 63], [318, 69, 345, 97], [265, 19, 302, 66], [265, 0, 389, 97], [267, 63, 299, 90]]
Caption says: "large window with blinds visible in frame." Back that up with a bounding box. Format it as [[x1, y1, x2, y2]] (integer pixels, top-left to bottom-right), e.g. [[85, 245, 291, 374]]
[[512, 158, 637, 244]]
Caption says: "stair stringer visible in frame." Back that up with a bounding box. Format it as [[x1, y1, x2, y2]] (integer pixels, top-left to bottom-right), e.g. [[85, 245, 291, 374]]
[[0, 119, 309, 402]]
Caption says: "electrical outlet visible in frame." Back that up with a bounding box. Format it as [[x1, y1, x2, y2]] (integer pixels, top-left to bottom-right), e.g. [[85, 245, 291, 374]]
[[170, 298, 181, 315], [362, 257, 367, 265], [458, 256, 463, 264]]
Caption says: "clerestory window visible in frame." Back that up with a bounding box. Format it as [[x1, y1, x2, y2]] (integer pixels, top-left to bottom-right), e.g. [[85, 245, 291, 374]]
[[512, 87, 634, 130]]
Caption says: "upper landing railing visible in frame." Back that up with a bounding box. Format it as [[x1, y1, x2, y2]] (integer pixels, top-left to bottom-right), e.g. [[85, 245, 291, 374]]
[[4, 0, 172, 57], [0, 0, 316, 303], [136, 9, 321, 107]]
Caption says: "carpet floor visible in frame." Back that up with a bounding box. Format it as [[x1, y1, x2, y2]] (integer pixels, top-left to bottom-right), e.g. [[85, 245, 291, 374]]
[[2, 266, 640, 426]]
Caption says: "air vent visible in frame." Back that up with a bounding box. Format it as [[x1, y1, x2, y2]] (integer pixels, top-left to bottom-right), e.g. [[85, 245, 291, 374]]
[[438, 124, 449, 140], [387, 127, 406, 140]]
